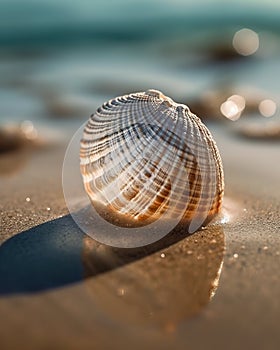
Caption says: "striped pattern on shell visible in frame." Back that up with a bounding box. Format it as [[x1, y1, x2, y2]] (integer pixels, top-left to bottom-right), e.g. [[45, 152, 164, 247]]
[[80, 89, 224, 230]]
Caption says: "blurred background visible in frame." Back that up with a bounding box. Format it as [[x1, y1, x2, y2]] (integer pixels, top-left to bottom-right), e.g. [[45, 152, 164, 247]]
[[0, 0, 280, 153]]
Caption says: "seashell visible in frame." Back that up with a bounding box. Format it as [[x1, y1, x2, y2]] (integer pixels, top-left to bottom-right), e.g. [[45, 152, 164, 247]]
[[80, 89, 224, 232]]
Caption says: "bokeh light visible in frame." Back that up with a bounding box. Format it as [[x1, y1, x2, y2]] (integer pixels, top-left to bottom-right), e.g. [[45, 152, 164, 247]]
[[220, 95, 246, 121], [228, 94, 246, 111], [258, 99, 277, 117], [232, 28, 259, 56], [20, 120, 38, 140], [220, 101, 241, 121]]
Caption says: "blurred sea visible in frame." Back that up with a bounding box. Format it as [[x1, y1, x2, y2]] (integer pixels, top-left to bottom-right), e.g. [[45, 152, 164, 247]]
[[1, 0, 280, 46], [0, 0, 280, 131]]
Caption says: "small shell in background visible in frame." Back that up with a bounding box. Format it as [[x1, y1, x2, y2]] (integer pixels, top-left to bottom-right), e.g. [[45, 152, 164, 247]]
[[0, 121, 38, 154], [0, 121, 40, 176], [80, 89, 224, 234], [235, 121, 280, 141]]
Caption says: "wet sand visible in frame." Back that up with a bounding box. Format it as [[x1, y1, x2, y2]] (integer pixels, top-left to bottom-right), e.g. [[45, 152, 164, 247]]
[[0, 122, 279, 350]]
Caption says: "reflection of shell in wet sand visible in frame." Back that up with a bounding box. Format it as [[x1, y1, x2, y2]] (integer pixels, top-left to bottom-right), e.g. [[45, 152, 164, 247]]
[[82, 225, 225, 329], [80, 89, 224, 231]]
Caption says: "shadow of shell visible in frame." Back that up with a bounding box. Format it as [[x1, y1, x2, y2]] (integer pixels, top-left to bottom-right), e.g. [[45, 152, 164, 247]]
[[82, 224, 225, 330]]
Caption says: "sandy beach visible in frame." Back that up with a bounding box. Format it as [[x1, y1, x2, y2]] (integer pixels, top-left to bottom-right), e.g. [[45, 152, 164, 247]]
[[0, 120, 279, 350]]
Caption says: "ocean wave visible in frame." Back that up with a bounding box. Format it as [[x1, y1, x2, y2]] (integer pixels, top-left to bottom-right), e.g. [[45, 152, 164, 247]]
[[0, 0, 280, 47]]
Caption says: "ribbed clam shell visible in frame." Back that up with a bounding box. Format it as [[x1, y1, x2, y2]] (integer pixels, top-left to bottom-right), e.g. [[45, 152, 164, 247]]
[[80, 89, 224, 230]]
